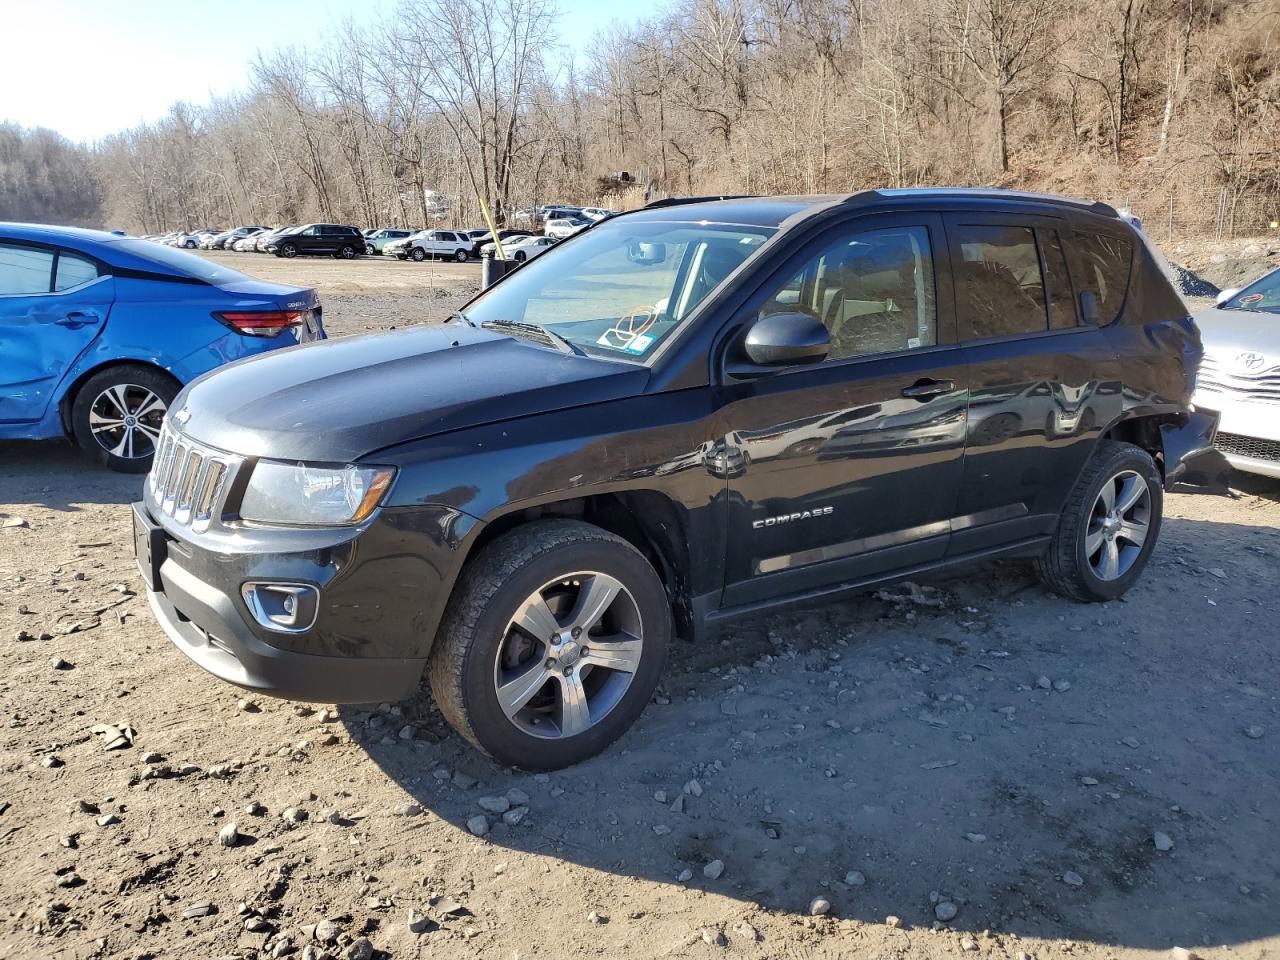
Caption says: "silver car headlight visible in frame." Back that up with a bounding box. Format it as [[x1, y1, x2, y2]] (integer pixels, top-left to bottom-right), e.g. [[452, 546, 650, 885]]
[[239, 461, 396, 526]]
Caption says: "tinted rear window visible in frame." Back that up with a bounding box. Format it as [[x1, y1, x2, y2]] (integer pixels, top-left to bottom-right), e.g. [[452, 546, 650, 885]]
[[1071, 230, 1132, 325]]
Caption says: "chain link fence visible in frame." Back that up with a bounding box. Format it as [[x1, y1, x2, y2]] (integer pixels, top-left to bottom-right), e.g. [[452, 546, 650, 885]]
[[1102, 189, 1280, 243]]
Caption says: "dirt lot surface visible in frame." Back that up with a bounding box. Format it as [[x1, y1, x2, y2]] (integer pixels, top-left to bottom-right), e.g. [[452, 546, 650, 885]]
[[1, 252, 1278, 960], [204, 249, 482, 337]]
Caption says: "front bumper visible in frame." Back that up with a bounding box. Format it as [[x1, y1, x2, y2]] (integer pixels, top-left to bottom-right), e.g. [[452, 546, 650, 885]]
[[132, 496, 477, 704], [146, 554, 424, 703], [1192, 390, 1280, 479]]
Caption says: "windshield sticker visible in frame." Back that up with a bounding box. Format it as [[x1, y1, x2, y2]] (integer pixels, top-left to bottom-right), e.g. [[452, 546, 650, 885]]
[[596, 307, 660, 352], [625, 334, 655, 353], [1238, 293, 1264, 305]]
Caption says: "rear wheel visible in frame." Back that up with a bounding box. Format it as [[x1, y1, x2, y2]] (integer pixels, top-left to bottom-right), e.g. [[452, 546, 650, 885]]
[[1037, 441, 1163, 602], [430, 520, 670, 770], [70, 364, 179, 473], [454, 248, 468, 262], [336, 245, 357, 259]]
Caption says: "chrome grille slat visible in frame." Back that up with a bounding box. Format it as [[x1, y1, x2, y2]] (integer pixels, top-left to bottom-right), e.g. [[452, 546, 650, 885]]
[[1199, 355, 1280, 405], [146, 426, 235, 532]]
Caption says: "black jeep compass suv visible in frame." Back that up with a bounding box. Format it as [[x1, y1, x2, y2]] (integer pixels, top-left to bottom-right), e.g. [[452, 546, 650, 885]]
[[133, 189, 1225, 769]]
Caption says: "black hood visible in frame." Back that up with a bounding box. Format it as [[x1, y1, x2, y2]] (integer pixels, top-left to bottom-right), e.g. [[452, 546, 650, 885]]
[[174, 325, 649, 462]]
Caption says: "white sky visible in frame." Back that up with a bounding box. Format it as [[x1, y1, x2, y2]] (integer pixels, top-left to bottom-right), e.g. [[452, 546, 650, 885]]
[[2, 0, 634, 143]]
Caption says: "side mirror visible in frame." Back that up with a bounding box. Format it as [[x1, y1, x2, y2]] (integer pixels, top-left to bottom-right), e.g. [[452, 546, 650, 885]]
[[1215, 287, 1240, 307], [1079, 290, 1101, 325], [741, 312, 831, 367]]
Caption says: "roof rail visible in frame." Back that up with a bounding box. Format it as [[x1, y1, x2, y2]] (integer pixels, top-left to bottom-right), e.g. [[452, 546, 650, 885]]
[[854, 187, 1118, 217], [644, 195, 758, 210]]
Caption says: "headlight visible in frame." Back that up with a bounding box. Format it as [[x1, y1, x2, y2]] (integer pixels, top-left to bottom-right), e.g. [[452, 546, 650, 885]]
[[239, 461, 395, 526]]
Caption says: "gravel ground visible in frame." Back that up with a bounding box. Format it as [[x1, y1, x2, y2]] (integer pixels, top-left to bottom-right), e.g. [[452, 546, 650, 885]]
[[0, 253, 1277, 960]]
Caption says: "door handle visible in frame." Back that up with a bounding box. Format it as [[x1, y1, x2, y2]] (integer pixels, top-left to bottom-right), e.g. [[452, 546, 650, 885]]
[[901, 378, 954, 401], [55, 310, 99, 329]]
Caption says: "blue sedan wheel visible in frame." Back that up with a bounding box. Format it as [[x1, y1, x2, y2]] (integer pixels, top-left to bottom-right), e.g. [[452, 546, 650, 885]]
[[71, 365, 179, 473]]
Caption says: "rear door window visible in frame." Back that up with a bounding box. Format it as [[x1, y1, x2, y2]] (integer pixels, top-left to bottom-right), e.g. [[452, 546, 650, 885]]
[[54, 252, 98, 291], [0, 244, 54, 295], [952, 224, 1047, 339], [1071, 230, 1133, 325]]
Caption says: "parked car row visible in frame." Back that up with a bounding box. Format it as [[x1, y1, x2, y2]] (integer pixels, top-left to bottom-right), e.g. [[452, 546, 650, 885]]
[[136, 204, 617, 262]]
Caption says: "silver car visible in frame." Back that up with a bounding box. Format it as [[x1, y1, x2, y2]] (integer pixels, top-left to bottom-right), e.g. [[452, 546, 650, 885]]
[[1193, 266, 1280, 478]]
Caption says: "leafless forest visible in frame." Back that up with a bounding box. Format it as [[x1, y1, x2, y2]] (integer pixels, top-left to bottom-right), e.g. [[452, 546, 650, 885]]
[[3, 0, 1279, 237]]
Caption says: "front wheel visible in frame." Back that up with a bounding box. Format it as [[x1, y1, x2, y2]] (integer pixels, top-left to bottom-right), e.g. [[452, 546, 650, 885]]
[[430, 520, 670, 770], [410, 247, 427, 262], [70, 364, 180, 473], [513, 250, 527, 263], [278, 242, 298, 258], [1037, 440, 1163, 602]]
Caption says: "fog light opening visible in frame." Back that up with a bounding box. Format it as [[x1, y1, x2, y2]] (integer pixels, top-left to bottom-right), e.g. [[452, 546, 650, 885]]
[[241, 582, 319, 633]]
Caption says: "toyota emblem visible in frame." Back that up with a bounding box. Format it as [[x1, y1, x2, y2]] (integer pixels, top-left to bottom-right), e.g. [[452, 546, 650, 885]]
[[1236, 351, 1266, 372]]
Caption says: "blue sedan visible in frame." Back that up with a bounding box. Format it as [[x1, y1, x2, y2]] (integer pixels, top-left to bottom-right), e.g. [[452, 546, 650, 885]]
[[0, 223, 325, 472]]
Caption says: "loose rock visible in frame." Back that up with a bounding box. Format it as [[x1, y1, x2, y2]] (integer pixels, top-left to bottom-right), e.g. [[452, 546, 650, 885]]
[[467, 814, 490, 836], [809, 897, 831, 916], [218, 822, 240, 847], [1153, 830, 1175, 852], [1062, 871, 1085, 887], [703, 859, 724, 880], [935, 901, 958, 922], [477, 795, 510, 814]]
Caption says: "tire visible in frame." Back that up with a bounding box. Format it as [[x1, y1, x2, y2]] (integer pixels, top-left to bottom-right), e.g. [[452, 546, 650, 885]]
[[70, 364, 180, 473], [337, 245, 357, 259], [514, 250, 527, 263], [430, 520, 670, 770], [1036, 440, 1163, 602], [454, 248, 468, 262], [366, 245, 376, 256], [279, 242, 298, 259], [183, 240, 196, 248], [410, 247, 427, 262]]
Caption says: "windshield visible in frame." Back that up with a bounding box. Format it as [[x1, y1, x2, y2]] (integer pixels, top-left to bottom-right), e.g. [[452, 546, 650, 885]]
[[1223, 268, 1280, 314], [107, 238, 249, 284], [466, 218, 774, 360]]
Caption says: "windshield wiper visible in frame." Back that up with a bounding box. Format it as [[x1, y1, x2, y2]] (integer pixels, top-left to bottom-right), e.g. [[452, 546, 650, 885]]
[[446, 311, 476, 327], [480, 319, 583, 356]]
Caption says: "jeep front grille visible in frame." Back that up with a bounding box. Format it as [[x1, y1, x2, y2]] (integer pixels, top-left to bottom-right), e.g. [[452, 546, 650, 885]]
[[148, 427, 234, 529], [1199, 354, 1280, 405]]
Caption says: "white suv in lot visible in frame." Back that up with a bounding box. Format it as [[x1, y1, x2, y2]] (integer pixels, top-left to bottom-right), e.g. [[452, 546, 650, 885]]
[[392, 230, 472, 262], [1193, 265, 1280, 478]]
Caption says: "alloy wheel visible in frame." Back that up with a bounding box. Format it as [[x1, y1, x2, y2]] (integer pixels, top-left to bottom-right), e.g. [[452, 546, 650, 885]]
[[87, 384, 166, 460], [1086, 469, 1151, 580], [493, 572, 643, 739]]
